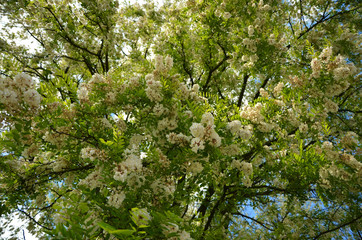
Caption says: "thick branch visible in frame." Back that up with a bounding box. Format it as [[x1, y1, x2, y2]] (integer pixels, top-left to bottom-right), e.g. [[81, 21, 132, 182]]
[[253, 77, 270, 100], [191, 186, 215, 220], [202, 54, 229, 92], [237, 74, 250, 107], [203, 186, 227, 233]]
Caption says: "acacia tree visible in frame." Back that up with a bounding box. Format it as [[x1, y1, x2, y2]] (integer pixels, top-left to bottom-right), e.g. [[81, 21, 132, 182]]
[[0, 0, 361, 239]]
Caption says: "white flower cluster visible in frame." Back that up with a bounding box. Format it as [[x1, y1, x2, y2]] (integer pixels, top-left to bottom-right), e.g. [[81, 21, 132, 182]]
[[322, 141, 333, 150], [129, 134, 145, 148], [242, 38, 257, 52], [21, 144, 39, 159], [77, 83, 89, 102], [288, 75, 304, 88], [299, 123, 308, 133], [187, 161, 204, 175], [189, 112, 221, 153], [309, 47, 356, 90], [273, 82, 284, 96], [231, 160, 253, 176], [23, 89, 42, 108], [258, 121, 274, 133], [150, 178, 175, 197], [154, 55, 173, 73], [230, 160, 253, 187], [145, 74, 163, 102], [100, 117, 113, 128], [113, 153, 142, 182], [0, 73, 42, 110], [319, 161, 355, 188], [88, 73, 105, 85], [126, 76, 140, 89], [153, 103, 166, 116], [323, 98, 339, 113], [158, 117, 178, 131], [340, 153, 362, 172], [107, 191, 126, 209], [240, 103, 264, 124], [319, 46, 333, 63], [311, 58, 321, 78], [79, 168, 103, 190], [177, 83, 204, 102], [221, 144, 240, 156], [52, 157, 68, 172], [332, 55, 357, 81], [321, 141, 339, 160], [162, 223, 193, 240], [80, 147, 100, 161], [259, 88, 269, 98], [14, 73, 34, 90], [248, 25, 254, 36], [227, 120, 253, 140], [43, 131, 66, 148], [341, 131, 358, 149], [105, 91, 116, 103], [167, 132, 191, 147]]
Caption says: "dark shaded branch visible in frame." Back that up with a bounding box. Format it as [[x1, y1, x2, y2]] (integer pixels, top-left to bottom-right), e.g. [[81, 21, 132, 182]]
[[287, 5, 360, 49], [202, 53, 229, 92], [203, 186, 227, 233], [253, 77, 270, 100], [313, 215, 362, 239], [288, 15, 295, 35], [17, 209, 52, 231], [44, 6, 98, 56], [82, 55, 96, 74], [217, 87, 225, 100], [24, 28, 45, 48], [338, 109, 362, 114], [298, 6, 361, 40], [191, 186, 215, 220], [237, 74, 249, 107], [234, 212, 274, 231], [338, 85, 362, 105], [179, 41, 194, 85]]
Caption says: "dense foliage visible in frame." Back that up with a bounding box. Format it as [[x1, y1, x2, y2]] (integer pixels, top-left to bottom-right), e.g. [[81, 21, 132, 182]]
[[0, 0, 361, 239]]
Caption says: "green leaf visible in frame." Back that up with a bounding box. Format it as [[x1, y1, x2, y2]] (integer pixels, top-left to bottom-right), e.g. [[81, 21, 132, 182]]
[[109, 229, 135, 236], [97, 221, 117, 233]]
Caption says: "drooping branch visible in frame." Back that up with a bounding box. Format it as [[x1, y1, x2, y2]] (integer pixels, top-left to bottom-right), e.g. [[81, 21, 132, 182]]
[[17, 209, 52, 231], [313, 214, 362, 240], [287, 5, 361, 49], [233, 211, 274, 231]]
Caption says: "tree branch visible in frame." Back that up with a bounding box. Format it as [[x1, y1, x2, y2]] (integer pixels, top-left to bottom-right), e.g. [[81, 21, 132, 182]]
[[237, 74, 249, 107], [234, 211, 274, 231], [313, 214, 362, 239], [17, 209, 52, 231], [253, 77, 270, 100]]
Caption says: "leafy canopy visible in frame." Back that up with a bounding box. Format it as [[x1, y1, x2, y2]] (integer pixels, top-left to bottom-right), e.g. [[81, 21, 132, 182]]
[[0, 0, 361, 239]]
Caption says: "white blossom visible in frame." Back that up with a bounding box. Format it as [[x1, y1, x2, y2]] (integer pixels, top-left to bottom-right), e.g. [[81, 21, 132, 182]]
[[108, 191, 126, 208], [190, 137, 205, 153], [190, 123, 205, 138]]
